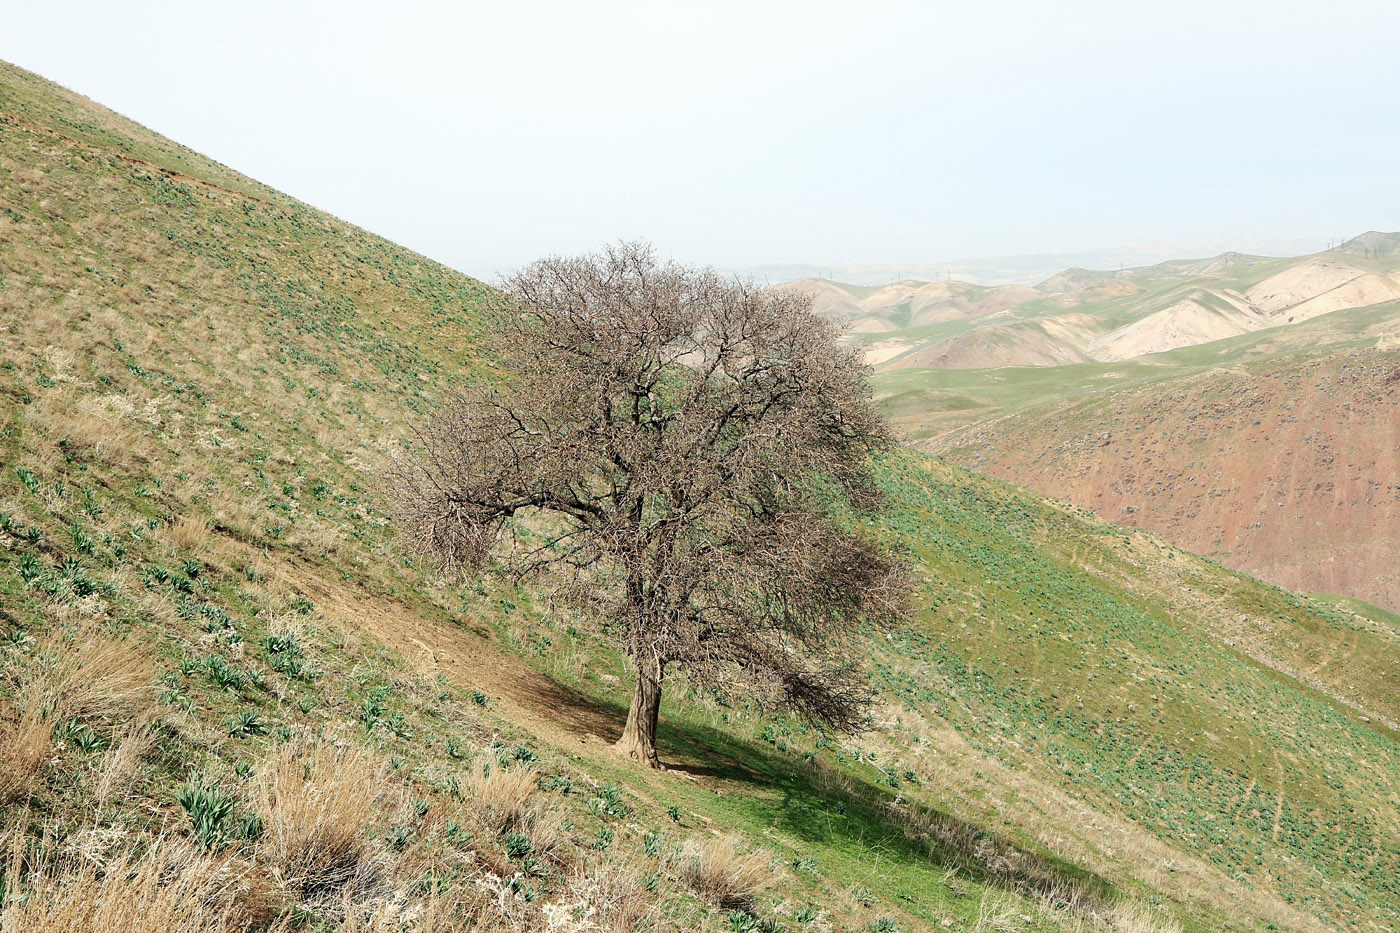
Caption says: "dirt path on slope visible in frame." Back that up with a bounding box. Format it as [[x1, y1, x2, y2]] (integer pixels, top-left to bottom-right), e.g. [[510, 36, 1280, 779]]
[[270, 562, 626, 755]]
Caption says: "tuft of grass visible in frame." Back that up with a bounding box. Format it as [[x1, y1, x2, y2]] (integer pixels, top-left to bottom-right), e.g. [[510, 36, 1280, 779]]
[[25, 631, 154, 723], [0, 839, 266, 933], [92, 721, 155, 804], [254, 738, 386, 897], [0, 708, 52, 805], [461, 759, 539, 837], [675, 835, 777, 911]]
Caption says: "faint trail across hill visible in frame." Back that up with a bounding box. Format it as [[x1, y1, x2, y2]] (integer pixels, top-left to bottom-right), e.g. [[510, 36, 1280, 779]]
[[274, 564, 627, 754]]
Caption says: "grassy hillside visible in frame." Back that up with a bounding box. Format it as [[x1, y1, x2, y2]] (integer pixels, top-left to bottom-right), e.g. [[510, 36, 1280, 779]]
[[3, 60, 1400, 933]]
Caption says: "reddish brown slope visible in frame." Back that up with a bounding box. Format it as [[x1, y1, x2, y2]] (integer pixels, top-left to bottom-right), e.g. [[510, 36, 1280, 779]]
[[931, 348, 1400, 610]]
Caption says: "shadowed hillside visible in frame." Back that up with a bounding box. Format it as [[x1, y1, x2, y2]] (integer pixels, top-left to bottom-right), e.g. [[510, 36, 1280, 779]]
[[3, 59, 1400, 933]]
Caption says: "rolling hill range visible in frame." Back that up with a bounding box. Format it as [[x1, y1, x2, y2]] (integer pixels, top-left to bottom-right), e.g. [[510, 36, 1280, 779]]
[[794, 235, 1400, 615], [789, 241, 1400, 373], [3, 58, 1400, 933]]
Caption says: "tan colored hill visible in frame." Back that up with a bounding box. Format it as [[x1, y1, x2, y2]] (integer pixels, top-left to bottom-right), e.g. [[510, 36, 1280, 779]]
[[787, 277, 1043, 332], [1244, 257, 1386, 318], [1086, 292, 1266, 361], [881, 315, 1096, 369], [929, 348, 1400, 610], [828, 241, 1400, 375]]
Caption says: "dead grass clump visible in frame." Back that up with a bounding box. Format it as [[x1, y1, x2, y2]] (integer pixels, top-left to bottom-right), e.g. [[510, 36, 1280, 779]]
[[0, 707, 52, 805], [544, 859, 661, 932], [675, 835, 776, 911], [255, 739, 387, 898], [1105, 899, 1183, 933], [27, 631, 154, 723], [462, 759, 538, 836], [163, 514, 211, 553], [0, 841, 264, 933], [93, 720, 156, 803]]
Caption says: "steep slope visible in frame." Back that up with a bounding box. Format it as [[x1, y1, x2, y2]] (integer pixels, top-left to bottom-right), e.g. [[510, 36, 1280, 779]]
[[3, 59, 1400, 933], [930, 349, 1400, 610], [1245, 257, 1381, 318]]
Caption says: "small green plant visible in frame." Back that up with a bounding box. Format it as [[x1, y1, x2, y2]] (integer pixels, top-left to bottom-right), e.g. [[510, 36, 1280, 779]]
[[225, 711, 265, 735], [502, 832, 534, 860], [59, 719, 105, 754], [13, 466, 40, 494], [385, 824, 413, 851], [176, 782, 234, 850], [203, 655, 245, 691], [235, 812, 264, 840], [589, 782, 629, 817], [69, 524, 95, 555], [543, 774, 573, 794], [361, 694, 384, 730], [666, 804, 682, 822]]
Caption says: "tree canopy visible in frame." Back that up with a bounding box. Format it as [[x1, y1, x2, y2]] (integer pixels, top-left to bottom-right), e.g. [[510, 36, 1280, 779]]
[[387, 242, 907, 766]]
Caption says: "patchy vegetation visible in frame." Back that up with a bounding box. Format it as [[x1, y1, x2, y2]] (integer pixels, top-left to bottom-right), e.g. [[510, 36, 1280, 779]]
[[1, 58, 1397, 932]]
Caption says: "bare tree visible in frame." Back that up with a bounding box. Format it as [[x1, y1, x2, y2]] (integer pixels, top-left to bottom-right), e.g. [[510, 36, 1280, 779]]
[[385, 242, 907, 767]]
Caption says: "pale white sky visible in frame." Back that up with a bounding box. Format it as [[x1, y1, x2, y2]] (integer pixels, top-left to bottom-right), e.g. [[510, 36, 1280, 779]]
[[5, 0, 1398, 278]]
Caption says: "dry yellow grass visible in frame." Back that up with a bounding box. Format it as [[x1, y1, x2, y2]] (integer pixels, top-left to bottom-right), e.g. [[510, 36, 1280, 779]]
[[93, 720, 156, 804], [0, 707, 52, 805], [162, 514, 212, 553], [674, 835, 775, 911], [550, 859, 661, 932], [25, 630, 154, 723], [461, 760, 538, 836], [0, 841, 267, 933], [1105, 899, 1183, 933], [255, 739, 387, 898]]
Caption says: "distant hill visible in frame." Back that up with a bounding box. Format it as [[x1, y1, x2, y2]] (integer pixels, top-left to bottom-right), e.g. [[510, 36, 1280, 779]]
[[1342, 230, 1400, 254], [788, 241, 1400, 371], [843, 235, 1400, 611]]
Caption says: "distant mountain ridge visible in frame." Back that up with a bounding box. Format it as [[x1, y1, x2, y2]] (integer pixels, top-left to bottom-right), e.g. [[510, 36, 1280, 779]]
[[784, 234, 1400, 371]]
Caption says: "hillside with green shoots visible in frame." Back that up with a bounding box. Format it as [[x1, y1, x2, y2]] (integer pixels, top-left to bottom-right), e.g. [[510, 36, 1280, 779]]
[[3, 59, 1399, 933]]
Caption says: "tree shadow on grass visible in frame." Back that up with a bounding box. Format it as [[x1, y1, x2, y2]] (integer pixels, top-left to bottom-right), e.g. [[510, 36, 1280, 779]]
[[534, 675, 1119, 915], [659, 714, 1115, 911]]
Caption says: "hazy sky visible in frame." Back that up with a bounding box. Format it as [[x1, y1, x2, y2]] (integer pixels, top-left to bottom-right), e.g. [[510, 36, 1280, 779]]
[[6, 1, 1399, 278]]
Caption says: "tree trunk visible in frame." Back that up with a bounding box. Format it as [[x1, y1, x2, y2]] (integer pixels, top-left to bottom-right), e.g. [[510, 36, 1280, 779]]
[[614, 666, 664, 768]]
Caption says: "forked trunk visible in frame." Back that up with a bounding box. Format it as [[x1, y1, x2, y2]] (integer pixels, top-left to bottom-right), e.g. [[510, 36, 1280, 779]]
[[614, 667, 664, 768]]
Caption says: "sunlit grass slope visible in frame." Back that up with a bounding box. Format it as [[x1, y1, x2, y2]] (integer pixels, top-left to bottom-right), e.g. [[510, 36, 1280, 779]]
[[2, 59, 1398, 933]]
